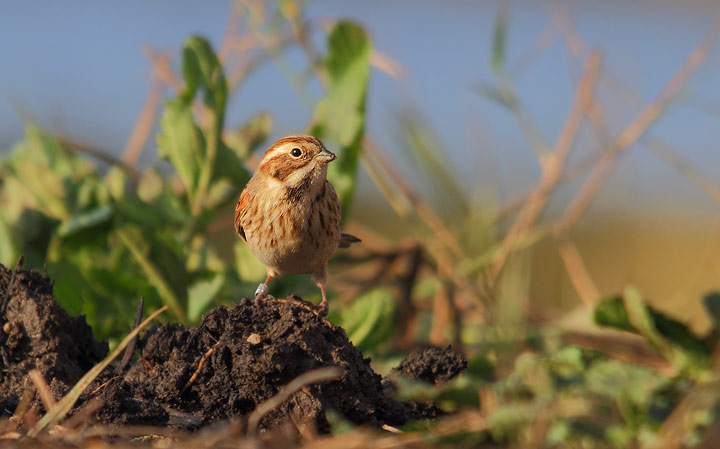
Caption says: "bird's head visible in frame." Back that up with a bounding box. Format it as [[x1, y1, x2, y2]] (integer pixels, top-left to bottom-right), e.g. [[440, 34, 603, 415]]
[[258, 135, 335, 190]]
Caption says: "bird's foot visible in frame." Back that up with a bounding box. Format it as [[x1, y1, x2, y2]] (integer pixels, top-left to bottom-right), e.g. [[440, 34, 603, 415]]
[[316, 299, 329, 317]]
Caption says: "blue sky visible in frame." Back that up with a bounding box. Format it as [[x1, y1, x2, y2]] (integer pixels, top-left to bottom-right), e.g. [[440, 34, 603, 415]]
[[2, 0, 719, 220]]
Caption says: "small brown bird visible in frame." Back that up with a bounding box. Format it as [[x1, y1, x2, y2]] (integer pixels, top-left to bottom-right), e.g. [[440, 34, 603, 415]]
[[234, 135, 360, 315]]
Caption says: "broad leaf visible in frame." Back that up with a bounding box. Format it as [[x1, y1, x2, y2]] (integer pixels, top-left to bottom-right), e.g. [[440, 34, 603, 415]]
[[188, 272, 225, 322], [309, 21, 370, 215], [181, 35, 228, 122], [156, 100, 205, 198], [339, 287, 396, 351], [56, 206, 113, 238]]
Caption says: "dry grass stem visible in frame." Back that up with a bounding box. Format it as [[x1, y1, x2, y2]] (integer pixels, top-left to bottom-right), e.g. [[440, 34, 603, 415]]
[[247, 366, 342, 435], [555, 16, 720, 236], [29, 370, 56, 413], [490, 50, 602, 280], [182, 340, 222, 393], [556, 238, 600, 306], [27, 306, 168, 437], [121, 69, 164, 167]]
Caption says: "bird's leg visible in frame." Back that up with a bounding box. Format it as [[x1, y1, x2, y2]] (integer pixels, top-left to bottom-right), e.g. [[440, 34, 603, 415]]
[[315, 280, 329, 316], [255, 273, 274, 303]]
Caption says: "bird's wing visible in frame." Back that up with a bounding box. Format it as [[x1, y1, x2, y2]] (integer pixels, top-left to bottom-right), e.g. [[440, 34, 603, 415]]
[[339, 232, 361, 248], [234, 189, 250, 242]]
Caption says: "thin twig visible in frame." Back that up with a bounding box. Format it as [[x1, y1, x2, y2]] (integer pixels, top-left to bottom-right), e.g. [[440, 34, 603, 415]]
[[556, 238, 600, 306], [121, 61, 164, 167], [644, 135, 720, 204], [490, 50, 602, 280], [29, 370, 56, 413], [56, 135, 141, 179], [119, 297, 145, 371], [247, 366, 342, 435], [182, 340, 222, 393], [555, 16, 720, 236], [145, 46, 183, 94]]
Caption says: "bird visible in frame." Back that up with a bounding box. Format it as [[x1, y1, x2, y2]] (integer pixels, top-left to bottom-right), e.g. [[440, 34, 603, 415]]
[[234, 135, 361, 315]]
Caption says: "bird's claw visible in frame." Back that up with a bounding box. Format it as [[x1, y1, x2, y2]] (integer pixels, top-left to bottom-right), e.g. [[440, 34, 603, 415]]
[[316, 301, 329, 317]]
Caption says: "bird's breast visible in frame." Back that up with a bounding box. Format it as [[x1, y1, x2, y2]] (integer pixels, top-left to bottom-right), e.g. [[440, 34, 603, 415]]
[[242, 181, 340, 274]]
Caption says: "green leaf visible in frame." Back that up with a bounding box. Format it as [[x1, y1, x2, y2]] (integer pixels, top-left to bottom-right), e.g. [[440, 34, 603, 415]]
[[594, 288, 710, 372], [156, 100, 205, 198], [56, 206, 113, 237], [103, 166, 127, 200], [137, 167, 164, 203], [224, 113, 272, 162], [234, 240, 267, 283], [188, 272, 225, 322], [309, 21, 371, 215], [180, 35, 228, 121], [116, 226, 186, 323], [586, 359, 665, 406], [703, 292, 720, 329], [0, 211, 18, 266], [216, 113, 272, 188], [594, 296, 634, 332], [491, 8, 508, 73], [338, 287, 396, 351], [177, 36, 227, 216]]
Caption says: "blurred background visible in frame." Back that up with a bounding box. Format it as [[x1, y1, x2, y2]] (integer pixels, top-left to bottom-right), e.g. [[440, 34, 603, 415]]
[[3, 0, 720, 333], [4, 1, 720, 445]]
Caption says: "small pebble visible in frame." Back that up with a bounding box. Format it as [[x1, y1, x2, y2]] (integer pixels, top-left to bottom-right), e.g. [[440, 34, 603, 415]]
[[246, 333, 261, 345]]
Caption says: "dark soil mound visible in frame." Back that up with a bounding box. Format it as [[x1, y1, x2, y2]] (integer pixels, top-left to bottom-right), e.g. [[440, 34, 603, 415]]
[[393, 345, 467, 385], [0, 262, 466, 433], [92, 297, 420, 431], [0, 263, 108, 414]]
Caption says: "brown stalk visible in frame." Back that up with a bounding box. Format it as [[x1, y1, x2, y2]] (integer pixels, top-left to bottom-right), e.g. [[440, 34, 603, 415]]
[[218, 1, 242, 63], [145, 46, 182, 94], [29, 370, 56, 413], [56, 135, 141, 179], [182, 340, 222, 393], [246, 366, 342, 435], [555, 6, 720, 217], [508, 22, 557, 77], [644, 135, 720, 204], [556, 238, 600, 306], [121, 57, 164, 167], [490, 50, 602, 280], [362, 138, 464, 258], [555, 16, 720, 236], [119, 297, 145, 371]]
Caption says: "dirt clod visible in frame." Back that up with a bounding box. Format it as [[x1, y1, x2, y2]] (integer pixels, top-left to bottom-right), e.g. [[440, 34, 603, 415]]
[[393, 345, 468, 385], [0, 264, 108, 414], [92, 297, 417, 431]]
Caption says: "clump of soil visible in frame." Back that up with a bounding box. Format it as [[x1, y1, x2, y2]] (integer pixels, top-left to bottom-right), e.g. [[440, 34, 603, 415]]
[[93, 297, 420, 431], [0, 262, 466, 433], [0, 263, 108, 414], [393, 346, 468, 385]]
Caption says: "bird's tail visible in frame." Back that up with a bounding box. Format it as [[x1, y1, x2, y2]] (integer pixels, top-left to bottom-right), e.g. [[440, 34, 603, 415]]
[[339, 232, 361, 248]]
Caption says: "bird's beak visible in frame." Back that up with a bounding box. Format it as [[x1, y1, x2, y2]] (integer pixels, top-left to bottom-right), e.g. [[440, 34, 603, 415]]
[[315, 147, 336, 163]]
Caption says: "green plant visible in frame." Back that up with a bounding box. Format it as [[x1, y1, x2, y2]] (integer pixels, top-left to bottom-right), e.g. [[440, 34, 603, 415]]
[[0, 20, 372, 339]]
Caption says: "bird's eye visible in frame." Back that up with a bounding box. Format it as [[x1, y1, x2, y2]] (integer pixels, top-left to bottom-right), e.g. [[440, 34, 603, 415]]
[[290, 148, 302, 158]]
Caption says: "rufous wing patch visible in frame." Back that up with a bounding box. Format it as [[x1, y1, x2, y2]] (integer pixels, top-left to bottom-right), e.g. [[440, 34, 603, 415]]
[[234, 189, 250, 242]]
